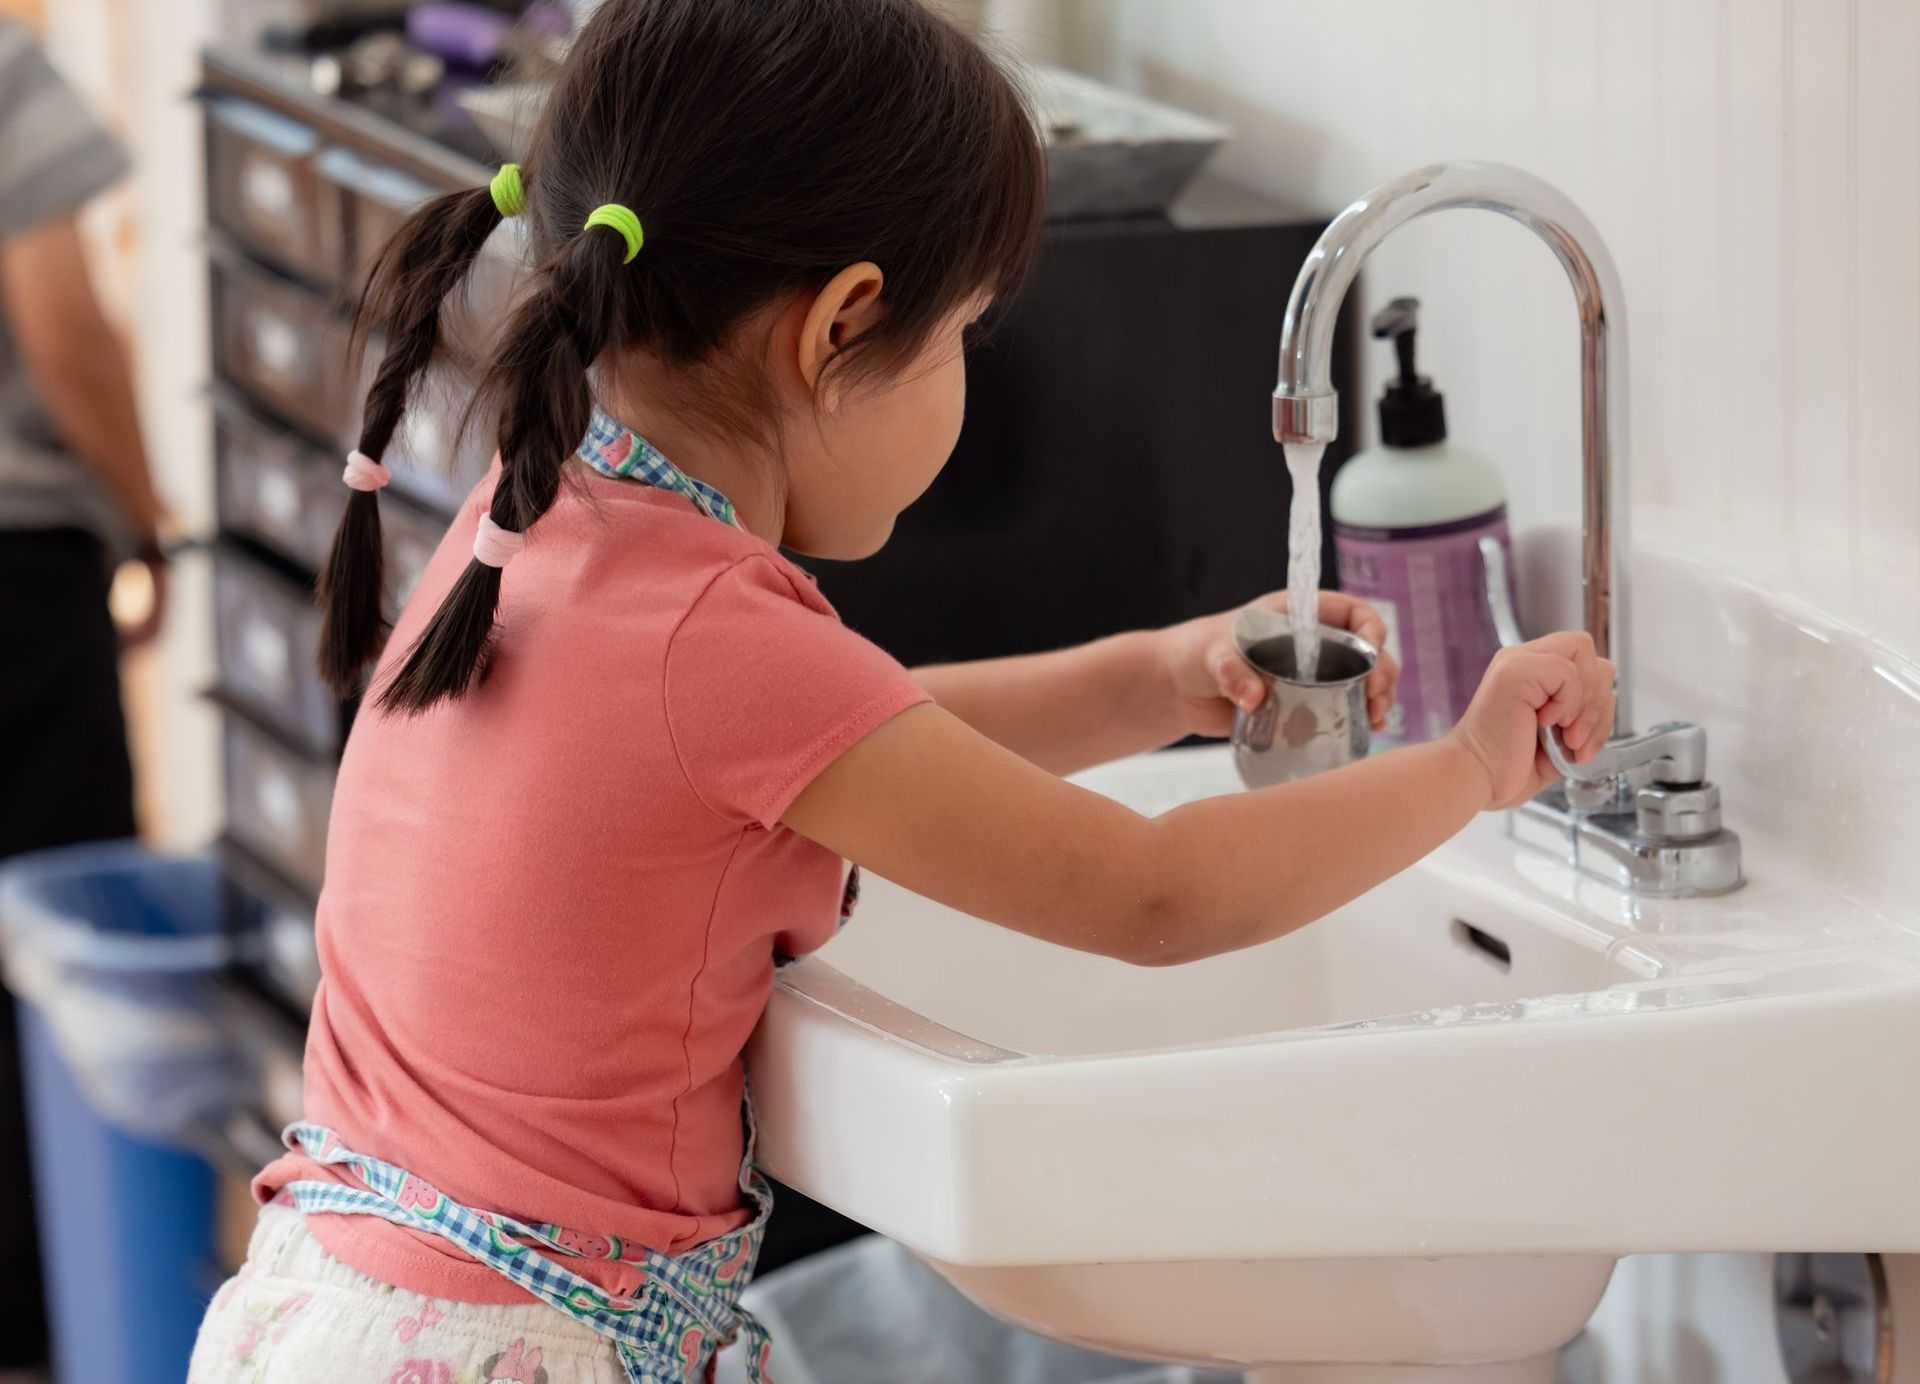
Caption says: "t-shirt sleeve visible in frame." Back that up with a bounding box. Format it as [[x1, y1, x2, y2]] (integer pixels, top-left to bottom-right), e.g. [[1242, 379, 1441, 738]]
[[664, 555, 931, 828], [0, 23, 130, 242]]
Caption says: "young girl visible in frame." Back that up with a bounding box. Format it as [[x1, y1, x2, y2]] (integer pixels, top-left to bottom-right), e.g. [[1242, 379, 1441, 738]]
[[192, 1, 1614, 1380]]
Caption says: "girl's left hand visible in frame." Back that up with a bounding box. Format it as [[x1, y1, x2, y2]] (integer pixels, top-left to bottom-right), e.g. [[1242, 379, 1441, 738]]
[[1158, 591, 1399, 738]]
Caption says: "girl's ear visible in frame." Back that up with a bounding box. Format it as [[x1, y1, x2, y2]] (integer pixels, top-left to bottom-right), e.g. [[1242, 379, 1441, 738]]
[[797, 261, 885, 408]]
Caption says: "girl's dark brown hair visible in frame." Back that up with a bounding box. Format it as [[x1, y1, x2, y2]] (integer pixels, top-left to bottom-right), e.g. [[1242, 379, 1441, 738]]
[[316, 0, 1045, 712]]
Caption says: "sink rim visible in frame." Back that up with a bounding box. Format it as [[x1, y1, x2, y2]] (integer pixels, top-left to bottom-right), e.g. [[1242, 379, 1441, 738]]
[[753, 956, 1920, 1264], [750, 750, 1920, 1266], [774, 746, 1920, 1071]]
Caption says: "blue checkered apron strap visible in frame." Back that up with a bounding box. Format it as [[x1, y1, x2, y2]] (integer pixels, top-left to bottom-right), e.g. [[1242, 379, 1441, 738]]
[[576, 408, 742, 530], [279, 1124, 776, 1384]]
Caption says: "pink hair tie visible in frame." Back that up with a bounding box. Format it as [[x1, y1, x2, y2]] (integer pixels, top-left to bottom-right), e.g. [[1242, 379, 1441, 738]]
[[472, 513, 527, 569], [342, 450, 391, 492]]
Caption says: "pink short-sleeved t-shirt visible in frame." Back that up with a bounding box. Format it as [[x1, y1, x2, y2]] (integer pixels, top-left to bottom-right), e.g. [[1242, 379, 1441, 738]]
[[254, 465, 929, 1305]]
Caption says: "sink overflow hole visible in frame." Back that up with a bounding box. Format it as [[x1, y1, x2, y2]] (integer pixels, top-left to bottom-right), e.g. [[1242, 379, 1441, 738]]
[[1452, 919, 1512, 970]]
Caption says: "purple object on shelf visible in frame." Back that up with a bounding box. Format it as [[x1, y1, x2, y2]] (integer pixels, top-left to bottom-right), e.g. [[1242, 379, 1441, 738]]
[[406, 3, 515, 70], [519, 2, 575, 39], [434, 71, 487, 132]]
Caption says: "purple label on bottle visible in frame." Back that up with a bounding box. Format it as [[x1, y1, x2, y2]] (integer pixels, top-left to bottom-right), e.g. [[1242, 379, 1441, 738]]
[[1334, 507, 1513, 745]]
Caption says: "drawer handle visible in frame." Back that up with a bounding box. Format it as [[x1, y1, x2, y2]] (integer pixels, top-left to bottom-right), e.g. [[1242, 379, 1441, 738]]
[[246, 310, 302, 382], [241, 618, 292, 693], [255, 763, 301, 838], [241, 152, 297, 226], [257, 467, 301, 527], [264, 910, 318, 997]]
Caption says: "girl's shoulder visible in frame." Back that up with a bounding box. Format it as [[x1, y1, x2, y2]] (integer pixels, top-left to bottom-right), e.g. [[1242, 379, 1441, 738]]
[[688, 547, 837, 620], [660, 547, 926, 831]]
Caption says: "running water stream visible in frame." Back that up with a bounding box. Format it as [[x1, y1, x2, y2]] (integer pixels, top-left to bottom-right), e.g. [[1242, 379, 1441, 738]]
[[1283, 442, 1327, 680]]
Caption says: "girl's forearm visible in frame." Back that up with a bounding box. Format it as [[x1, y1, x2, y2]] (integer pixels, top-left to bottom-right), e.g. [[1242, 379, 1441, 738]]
[[913, 630, 1185, 775], [1134, 740, 1491, 963]]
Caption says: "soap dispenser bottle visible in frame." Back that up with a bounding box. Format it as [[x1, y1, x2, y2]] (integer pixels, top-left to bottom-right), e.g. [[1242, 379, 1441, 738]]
[[1332, 297, 1515, 744]]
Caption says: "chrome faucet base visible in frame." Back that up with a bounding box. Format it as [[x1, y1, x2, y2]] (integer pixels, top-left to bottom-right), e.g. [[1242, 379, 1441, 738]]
[[1510, 789, 1745, 899]]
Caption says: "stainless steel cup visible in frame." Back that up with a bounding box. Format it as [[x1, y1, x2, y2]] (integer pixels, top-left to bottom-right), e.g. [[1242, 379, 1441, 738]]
[[1230, 608, 1377, 788]]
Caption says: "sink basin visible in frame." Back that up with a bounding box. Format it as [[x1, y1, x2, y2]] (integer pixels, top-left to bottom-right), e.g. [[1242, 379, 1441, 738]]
[[746, 530, 1920, 1380]]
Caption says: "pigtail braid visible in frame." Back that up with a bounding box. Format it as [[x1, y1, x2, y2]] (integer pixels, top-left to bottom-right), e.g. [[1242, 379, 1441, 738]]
[[316, 184, 504, 695], [376, 220, 629, 713]]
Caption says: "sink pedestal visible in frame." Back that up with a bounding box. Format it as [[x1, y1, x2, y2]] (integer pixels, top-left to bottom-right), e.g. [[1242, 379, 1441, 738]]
[[927, 1254, 1607, 1382], [1245, 1355, 1558, 1384]]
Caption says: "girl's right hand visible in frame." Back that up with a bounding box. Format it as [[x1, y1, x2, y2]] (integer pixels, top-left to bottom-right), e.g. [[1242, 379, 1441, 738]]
[[1446, 632, 1617, 811]]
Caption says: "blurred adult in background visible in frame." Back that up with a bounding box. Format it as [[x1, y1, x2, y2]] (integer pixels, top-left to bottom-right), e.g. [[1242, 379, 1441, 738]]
[[0, 17, 167, 1373]]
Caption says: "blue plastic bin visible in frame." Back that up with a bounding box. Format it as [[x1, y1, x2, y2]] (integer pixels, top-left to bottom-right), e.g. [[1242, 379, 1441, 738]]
[[0, 843, 248, 1384]]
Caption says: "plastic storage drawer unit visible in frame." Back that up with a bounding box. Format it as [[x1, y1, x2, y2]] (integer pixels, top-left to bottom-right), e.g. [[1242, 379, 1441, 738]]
[[221, 847, 320, 1010], [349, 358, 494, 515], [214, 397, 346, 574], [381, 492, 450, 613], [220, 713, 334, 895], [210, 253, 353, 441], [205, 96, 344, 284], [213, 546, 345, 755], [316, 145, 435, 291]]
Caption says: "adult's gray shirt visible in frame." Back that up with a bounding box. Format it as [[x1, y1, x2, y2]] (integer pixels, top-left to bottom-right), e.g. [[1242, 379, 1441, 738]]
[[0, 20, 133, 545]]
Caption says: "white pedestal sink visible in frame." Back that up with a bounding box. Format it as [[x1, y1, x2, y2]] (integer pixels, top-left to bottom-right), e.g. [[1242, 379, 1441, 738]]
[[746, 530, 1920, 1378]]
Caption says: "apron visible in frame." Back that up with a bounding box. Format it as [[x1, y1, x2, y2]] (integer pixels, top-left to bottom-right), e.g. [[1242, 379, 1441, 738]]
[[280, 416, 790, 1382], [278, 1113, 773, 1383]]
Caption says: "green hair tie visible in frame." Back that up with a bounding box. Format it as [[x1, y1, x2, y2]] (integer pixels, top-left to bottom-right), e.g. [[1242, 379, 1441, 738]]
[[584, 203, 645, 263], [489, 164, 525, 217]]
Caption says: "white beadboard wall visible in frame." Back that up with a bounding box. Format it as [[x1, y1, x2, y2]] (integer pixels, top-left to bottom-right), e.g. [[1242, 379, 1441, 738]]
[[985, 5, 1920, 1381], [993, 0, 1920, 627]]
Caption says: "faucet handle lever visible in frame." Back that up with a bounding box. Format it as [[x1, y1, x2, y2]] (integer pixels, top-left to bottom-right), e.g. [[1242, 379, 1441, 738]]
[[1542, 721, 1707, 789], [1484, 539, 1705, 796]]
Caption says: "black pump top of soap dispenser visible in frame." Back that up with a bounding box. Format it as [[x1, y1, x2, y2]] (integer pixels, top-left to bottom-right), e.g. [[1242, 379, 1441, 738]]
[[1372, 297, 1447, 449]]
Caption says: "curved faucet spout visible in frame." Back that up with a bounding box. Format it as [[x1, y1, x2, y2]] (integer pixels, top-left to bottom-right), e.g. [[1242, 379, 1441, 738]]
[[1271, 161, 1631, 729]]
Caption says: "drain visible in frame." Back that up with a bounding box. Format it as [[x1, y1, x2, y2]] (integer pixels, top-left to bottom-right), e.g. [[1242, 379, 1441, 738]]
[[1451, 919, 1512, 970]]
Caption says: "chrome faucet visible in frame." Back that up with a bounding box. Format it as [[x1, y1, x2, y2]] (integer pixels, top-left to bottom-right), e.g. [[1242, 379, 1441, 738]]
[[1273, 161, 1741, 897]]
